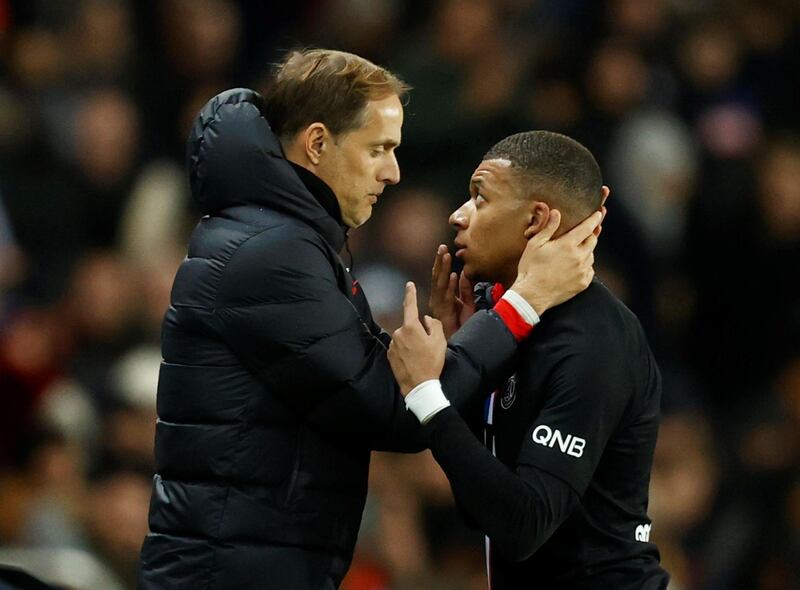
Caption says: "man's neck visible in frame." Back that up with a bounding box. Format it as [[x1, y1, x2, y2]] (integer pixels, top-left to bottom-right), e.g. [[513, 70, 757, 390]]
[[282, 139, 307, 171], [287, 162, 344, 227]]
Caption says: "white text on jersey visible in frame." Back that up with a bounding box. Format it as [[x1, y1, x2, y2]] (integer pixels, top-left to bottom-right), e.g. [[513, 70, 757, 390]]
[[531, 425, 586, 458]]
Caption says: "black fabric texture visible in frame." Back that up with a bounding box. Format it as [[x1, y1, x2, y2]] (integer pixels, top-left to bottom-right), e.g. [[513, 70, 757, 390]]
[[428, 280, 670, 589], [427, 407, 578, 561], [138, 88, 520, 590]]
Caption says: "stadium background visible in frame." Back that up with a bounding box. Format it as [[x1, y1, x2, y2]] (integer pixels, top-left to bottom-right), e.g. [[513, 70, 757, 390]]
[[0, 0, 798, 588]]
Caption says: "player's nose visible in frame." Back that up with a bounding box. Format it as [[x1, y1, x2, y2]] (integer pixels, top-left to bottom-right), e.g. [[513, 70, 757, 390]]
[[450, 202, 470, 229]]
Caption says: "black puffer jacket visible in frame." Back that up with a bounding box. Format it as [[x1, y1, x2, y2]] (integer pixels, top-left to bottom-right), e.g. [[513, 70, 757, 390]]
[[138, 88, 520, 589]]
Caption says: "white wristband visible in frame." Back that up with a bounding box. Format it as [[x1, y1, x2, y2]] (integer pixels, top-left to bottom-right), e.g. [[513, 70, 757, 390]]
[[502, 289, 541, 325], [405, 379, 450, 424]]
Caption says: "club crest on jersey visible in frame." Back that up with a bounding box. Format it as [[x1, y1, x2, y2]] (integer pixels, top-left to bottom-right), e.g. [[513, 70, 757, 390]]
[[500, 373, 518, 409]]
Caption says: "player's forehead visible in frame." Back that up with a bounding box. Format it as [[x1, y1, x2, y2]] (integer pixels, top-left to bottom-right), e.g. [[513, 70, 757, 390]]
[[469, 158, 514, 193]]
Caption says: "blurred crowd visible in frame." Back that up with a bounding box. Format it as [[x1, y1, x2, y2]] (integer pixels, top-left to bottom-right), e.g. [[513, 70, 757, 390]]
[[0, 0, 798, 589]]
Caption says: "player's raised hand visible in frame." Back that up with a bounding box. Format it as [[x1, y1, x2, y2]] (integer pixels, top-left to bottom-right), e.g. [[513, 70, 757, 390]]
[[429, 245, 477, 339], [457, 271, 476, 327], [429, 245, 460, 338], [390, 282, 446, 396]]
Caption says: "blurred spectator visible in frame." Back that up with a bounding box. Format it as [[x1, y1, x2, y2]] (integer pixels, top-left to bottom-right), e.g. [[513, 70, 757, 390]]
[[352, 186, 451, 329], [0, 308, 71, 469], [374, 189, 454, 272], [83, 464, 151, 588], [688, 135, 800, 403], [608, 110, 697, 258], [100, 346, 160, 469], [578, 37, 650, 161], [388, 0, 525, 196], [139, 0, 242, 159], [0, 194, 27, 302], [647, 411, 763, 589], [309, 0, 402, 60]]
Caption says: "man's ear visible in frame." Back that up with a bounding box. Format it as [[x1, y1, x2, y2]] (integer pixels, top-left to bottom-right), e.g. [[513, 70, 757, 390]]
[[523, 201, 550, 239], [303, 122, 328, 165]]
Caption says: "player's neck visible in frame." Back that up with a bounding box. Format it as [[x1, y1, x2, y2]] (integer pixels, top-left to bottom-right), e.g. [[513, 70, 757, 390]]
[[499, 266, 517, 290]]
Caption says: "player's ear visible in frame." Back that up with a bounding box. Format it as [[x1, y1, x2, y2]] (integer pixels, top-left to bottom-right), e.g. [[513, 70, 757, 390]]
[[523, 201, 550, 239], [600, 185, 611, 207]]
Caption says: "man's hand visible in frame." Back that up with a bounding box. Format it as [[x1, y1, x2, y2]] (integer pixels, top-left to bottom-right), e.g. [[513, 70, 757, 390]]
[[511, 199, 607, 316], [389, 282, 447, 396], [429, 246, 476, 339]]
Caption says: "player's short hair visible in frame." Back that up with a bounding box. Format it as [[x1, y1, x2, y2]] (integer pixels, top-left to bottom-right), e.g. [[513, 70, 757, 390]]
[[263, 48, 410, 143], [484, 131, 603, 225]]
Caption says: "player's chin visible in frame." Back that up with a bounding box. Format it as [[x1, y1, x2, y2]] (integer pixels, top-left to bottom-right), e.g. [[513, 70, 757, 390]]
[[464, 261, 496, 284], [461, 263, 480, 283]]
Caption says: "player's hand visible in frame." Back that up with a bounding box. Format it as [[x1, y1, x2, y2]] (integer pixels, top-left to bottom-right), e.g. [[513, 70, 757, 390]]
[[390, 282, 447, 396], [456, 271, 476, 327], [429, 246, 477, 339], [511, 194, 608, 316]]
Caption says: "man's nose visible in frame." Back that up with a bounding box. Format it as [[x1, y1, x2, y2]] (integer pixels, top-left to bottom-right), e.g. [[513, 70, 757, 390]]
[[449, 202, 471, 229], [380, 153, 400, 185]]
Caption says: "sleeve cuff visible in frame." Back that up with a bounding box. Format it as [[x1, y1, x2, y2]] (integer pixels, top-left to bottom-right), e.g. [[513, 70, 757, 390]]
[[405, 379, 451, 424], [493, 289, 539, 341]]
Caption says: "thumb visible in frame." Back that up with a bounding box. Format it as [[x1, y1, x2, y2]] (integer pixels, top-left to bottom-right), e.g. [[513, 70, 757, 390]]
[[423, 315, 444, 339], [531, 209, 561, 245]]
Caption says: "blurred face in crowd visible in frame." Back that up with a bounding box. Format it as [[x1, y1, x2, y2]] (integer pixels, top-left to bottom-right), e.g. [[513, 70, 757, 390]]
[[435, 0, 499, 63], [758, 143, 800, 241], [75, 89, 139, 187], [161, 0, 241, 79], [586, 41, 647, 116], [376, 189, 450, 271], [648, 413, 718, 536], [306, 94, 403, 228], [87, 471, 152, 575], [450, 159, 544, 286]]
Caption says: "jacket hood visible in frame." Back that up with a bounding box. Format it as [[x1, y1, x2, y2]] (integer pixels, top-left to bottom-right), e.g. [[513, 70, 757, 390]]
[[186, 88, 345, 250]]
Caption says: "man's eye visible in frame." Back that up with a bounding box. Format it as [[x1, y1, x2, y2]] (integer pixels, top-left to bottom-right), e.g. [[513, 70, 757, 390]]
[[475, 194, 486, 205]]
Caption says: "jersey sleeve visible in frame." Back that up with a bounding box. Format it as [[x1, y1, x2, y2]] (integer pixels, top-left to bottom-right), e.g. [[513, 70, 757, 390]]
[[516, 344, 633, 495], [426, 407, 579, 562]]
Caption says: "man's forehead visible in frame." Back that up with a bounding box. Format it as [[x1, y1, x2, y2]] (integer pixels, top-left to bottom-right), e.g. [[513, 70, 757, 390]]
[[374, 100, 403, 120], [363, 94, 403, 122], [356, 95, 403, 142]]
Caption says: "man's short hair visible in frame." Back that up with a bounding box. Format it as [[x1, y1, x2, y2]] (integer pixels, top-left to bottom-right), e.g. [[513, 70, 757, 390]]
[[484, 131, 603, 224], [263, 48, 410, 143]]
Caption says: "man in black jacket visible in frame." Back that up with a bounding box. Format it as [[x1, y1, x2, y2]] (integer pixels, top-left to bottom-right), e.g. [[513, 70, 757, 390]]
[[390, 131, 669, 588], [138, 51, 604, 589]]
